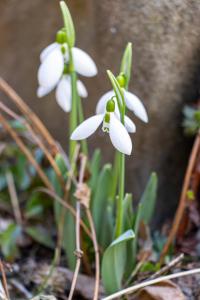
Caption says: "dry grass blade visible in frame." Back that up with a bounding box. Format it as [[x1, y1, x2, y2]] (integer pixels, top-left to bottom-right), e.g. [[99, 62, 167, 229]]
[[0, 77, 58, 154], [0, 112, 53, 190], [102, 268, 200, 300], [0, 260, 10, 300], [0, 101, 65, 189], [6, 171, 22, 225]]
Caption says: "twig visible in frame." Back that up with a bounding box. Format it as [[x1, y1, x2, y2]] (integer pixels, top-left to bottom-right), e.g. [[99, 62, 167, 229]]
[[0, 112, 53, 190], [149, 253, 184, 280], [68, 154, 87, 300], [0, 260, 10, 300], [102, 268, 200, 300], [86, 208, 100, 300], [6, 171, 22, 226], [160, 133, 200, 262]]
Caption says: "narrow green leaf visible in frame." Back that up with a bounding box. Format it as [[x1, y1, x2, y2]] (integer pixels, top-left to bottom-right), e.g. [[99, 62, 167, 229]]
[[122, 193, 133, 231], [91, 164, 112, 242], [89, 149, 101, 193], [101, 230, 135, 294], [26, 226, 55, 249], [120, 42, 132, 89], [140, 172, 158, 224], [0, 223, 21, 260], [99, 204, 114, 249], [124, 202, 143, 279], [63, 209, 76, 269], [60, 1, 75, 48]]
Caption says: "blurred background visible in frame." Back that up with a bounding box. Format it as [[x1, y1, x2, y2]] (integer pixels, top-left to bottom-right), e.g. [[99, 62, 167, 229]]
[[1, 0, 200, 225]]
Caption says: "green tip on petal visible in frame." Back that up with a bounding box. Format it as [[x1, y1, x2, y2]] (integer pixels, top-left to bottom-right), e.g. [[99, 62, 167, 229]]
[[60, 1, 75, 48]]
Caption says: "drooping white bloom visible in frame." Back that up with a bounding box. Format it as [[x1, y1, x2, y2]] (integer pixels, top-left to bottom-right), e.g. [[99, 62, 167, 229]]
[[37, 42, 97, 112], [96, 89, 148, 123], [71, 112, 133, 155]]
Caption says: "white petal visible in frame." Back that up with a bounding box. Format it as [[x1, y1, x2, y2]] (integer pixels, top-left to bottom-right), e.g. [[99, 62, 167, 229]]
[[55, 76, 71, 112], [124, 91, 148, 123], [96, 90, 115, 114], [124, 116, 136, 133], [40, 43, 59, 62], [71, 114, 104, 140], [77, 80, 88, 98], [37, 84, 55, 98], [72, 47, 98, 77], [38, 48, 64, 89], [109, 114, 132, 155]]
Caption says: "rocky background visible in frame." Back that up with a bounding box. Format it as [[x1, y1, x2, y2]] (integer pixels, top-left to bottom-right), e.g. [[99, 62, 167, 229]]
[[1, 0, 200, 225]]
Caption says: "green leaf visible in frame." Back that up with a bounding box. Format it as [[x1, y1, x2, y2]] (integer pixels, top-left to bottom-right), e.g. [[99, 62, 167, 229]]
[[140, 172, 158, 224], [122, 193, 133, 231], [120, 42, 132, 88], [62, 208, 76, 269], [55, 153, 68, 178], [99, 204, 114, 249], [89, 149, 101, 193], [0, 223, 21, 260], [101, 230, 135, 294], [107, 70, 124, 111], [26, 226, 55, 249], [60, 1, 75, 48], [0, 174, 7, 191], [91, 164, 112, 242], [125, 202, 143, 278]]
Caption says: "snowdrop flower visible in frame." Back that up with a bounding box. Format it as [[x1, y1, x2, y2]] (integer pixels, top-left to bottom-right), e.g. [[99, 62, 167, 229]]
[[71, 99, 133, 155], [37, 30, 97, 112], [96, 79, 148, 123]]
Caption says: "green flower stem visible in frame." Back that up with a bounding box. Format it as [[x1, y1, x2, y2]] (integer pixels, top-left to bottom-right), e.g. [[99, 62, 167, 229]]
[[77, 93, 88, 156], [115, 152, 125, 237], [68, 48, 78, 161], [115, 93, 126, 238], [110, 151, 120, 201], [68, 47, 88, 159]]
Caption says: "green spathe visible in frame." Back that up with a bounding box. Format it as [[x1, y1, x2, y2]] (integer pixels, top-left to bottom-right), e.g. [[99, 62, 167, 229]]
[[60, 1, 75, 48]]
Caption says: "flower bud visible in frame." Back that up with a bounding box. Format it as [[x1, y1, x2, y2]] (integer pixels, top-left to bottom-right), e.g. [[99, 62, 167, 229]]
[[56, 29, 67, 44], [106, 99, 115, 112]]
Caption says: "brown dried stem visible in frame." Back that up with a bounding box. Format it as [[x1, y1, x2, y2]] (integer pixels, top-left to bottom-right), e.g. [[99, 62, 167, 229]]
[[68, 154, 87, 300], [86, 208, 100, 300], [0, 259, 10, 300], [160, 132, 200, 262]]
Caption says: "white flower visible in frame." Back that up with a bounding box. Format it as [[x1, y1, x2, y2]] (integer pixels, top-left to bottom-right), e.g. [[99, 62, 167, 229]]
[[71, 112, 133, 155], [37, 42, 97, 111], [96, 90, 148, 123]]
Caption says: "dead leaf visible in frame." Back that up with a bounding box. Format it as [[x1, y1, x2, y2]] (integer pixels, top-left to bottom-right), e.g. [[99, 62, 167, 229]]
[[133, 280, 185, 300]]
